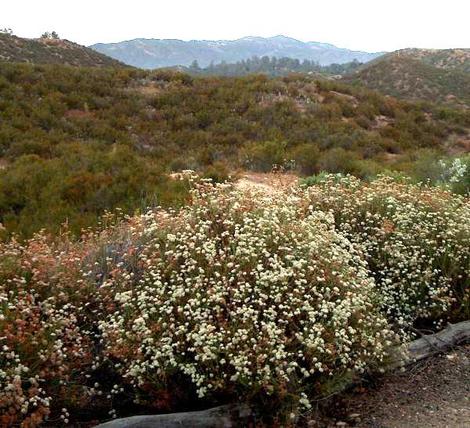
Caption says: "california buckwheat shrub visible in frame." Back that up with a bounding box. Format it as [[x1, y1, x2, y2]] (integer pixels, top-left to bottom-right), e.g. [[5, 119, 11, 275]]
[[99, 183, 394, 417], [305, 175, 470, 331], [0, 235, 94, 426], [3, 176, 466, 426]]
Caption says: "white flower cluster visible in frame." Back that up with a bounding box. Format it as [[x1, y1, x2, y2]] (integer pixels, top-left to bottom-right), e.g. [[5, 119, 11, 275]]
[[305, 175, 470, 333], [1, 175, 467, 425], [99, 183, 394, 411]]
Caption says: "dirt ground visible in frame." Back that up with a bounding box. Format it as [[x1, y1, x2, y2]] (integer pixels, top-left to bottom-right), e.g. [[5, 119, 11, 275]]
[[234, 172, 298, 194], [312, 345, 470, 428]]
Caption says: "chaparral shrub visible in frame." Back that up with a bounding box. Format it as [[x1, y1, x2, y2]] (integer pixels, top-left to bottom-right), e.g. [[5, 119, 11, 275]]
[[0, 234, 95, 426], [0, 180, 397, 426], [1, 176, 468, 426], [304, 175, 470, 330], [97, 183, 394, 421]]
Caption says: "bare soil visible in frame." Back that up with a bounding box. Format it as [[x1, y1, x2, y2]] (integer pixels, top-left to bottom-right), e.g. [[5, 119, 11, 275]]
[[312, 345, 470, 428], [234, 172, 298, 195]]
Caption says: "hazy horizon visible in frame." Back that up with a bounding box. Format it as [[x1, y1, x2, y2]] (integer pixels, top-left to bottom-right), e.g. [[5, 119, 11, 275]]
[[2, 0, 470, 52]]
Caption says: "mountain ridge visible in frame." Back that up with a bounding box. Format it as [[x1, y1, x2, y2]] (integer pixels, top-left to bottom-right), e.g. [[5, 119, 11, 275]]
[[0, 33, 127, 68], [343, 48, 470, 107], [90, 35, 384, 69]]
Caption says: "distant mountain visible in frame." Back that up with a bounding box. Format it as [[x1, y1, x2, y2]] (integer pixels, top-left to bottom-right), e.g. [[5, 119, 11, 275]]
[[343, 48, 470, 108], [0, 33, 127, 68], [90, 35, 384, 69]]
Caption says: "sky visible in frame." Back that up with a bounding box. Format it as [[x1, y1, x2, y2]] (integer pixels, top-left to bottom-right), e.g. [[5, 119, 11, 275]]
[[2, 0, 470, 52]]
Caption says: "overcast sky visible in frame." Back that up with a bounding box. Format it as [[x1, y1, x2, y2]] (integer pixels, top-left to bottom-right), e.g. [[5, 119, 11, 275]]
[[3, 0, 469, 51]]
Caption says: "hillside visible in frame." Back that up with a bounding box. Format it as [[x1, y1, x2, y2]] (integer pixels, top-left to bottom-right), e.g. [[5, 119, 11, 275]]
[[343, 48, 470, 107], [395, 48, 470, 72], [90, 35, 383, 69], [0, 62, 469, 237], [0, 33, 127, 67]]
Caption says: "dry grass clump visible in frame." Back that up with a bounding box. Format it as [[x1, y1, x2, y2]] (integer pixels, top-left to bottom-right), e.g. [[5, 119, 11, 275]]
[[1, 177, 468, 426]]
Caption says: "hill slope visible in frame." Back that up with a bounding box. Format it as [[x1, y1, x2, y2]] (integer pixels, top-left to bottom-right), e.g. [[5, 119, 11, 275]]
[[0, 33, 127, 67], [343, 49, 470, 107], [395, 48, 470, 72], [1, 62, 469, 237], [90, 35, 383, 69]]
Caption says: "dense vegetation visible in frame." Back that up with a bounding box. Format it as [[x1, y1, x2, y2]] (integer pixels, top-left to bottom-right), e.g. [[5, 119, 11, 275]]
[[183, 56, 363, 77], [0, 177, 468, 426], [0, 33, 126, 68], [0, 38, 469, 426], [0, 61, 469, 237], [344, 51, 470, 108]]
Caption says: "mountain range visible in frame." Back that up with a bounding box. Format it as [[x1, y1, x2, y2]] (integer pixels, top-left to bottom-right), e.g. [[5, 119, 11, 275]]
[[1, 32, 468, 108], [90, 35, 383, 69]]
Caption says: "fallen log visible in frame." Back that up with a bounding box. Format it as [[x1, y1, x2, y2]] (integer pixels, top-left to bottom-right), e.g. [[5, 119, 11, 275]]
[[96, 320, 470, 428], [409, 320, 470, 360], [95, 404, 254, 428], [387, 320, 470, 370]]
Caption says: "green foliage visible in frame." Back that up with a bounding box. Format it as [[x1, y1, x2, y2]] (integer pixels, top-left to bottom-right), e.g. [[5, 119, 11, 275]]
[[185, 55, 362, 77], [0, 61, 468, 237], [241, 140, 287, 172], [201, 161, 232, 183], [317, 148, 360, 175], [0, 145, 188, 237], [287, 143, 320, 175], [40, 31, 60, 40], [301, 171, 342, 186]]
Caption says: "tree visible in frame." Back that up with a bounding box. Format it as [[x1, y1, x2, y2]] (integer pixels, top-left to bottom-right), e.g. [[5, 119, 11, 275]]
[[0, 28, 13, 35], [41, 31, 60, 40], [190, 59, 200, 70]]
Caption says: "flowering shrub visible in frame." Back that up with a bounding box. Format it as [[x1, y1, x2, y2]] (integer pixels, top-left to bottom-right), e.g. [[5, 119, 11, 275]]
[[0, 235, 94, 426], [304, 175, 470, 330], [98, 184, 394, 418], [0, 177, 467, 425], [438, 155, 469, 195]]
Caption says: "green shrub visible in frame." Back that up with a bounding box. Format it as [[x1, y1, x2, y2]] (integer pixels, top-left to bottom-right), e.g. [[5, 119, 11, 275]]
[[287, 143, 320, 175], [241, 141, 287, 172], [317, 148, 360, 175], [201, 161, 232, 183]]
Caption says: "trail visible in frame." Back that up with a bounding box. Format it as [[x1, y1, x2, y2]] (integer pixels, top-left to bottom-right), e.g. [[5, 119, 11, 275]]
[[315, 345, 470, 427]]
